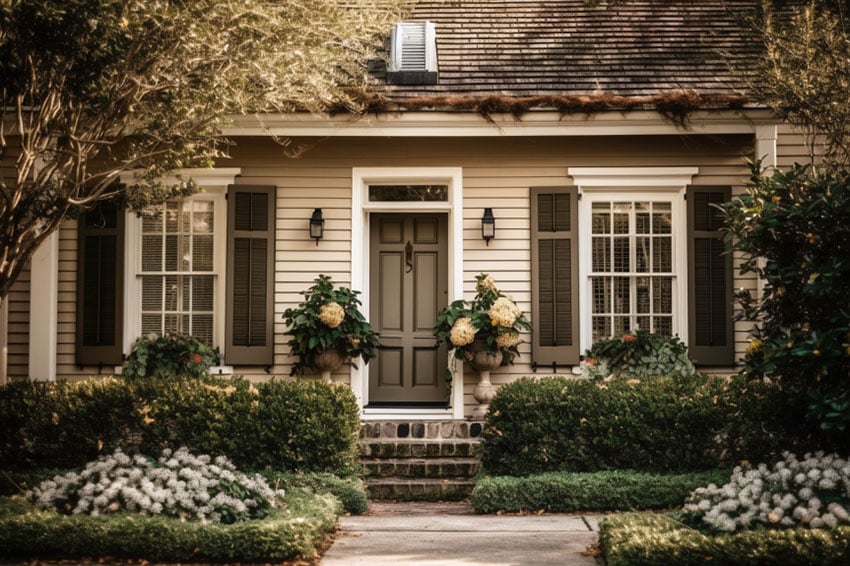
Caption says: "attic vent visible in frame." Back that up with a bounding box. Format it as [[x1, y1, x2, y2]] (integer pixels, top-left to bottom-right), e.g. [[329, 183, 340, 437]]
[[388, 21, 438, 85]]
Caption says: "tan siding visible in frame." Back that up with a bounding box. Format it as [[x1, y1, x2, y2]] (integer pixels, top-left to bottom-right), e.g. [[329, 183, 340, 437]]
[[53, 132, 756, 415], [777, 124, 824, 168], [7, 264, 30, 380]]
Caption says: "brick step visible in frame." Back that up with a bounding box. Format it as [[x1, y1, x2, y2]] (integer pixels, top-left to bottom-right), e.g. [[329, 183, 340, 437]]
[[365, 478, 475, 502], [360, 420, 485, 440], [362, 457, 481, 479], [359, 438, 480, 458]]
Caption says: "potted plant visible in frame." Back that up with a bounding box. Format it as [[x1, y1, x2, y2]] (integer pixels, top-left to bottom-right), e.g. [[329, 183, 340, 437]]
[[433, 273, 530, 417], [283, 274, 379, 381]]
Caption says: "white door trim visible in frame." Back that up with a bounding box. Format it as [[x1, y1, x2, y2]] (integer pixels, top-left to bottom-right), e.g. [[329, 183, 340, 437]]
[[351, 167, 464, 420]]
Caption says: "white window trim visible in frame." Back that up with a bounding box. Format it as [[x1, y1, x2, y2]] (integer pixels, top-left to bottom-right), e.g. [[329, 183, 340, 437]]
[[120, 168, 240, 360], [352, 167, 463, 420], [569, 167, 697, 353]]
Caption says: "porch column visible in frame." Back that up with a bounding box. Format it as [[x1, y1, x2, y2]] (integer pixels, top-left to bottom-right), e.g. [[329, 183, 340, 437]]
[[29, 232, 59, 381], [755, 125, 779, 300], [0, 297, 8, 385]]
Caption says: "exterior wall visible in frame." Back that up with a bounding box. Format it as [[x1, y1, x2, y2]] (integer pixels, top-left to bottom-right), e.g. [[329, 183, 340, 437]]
[[50, 130, 795, 415], [6, 265, 30, 380]]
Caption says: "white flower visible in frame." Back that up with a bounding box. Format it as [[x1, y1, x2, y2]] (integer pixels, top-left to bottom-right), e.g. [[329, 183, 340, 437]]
[[449, 317, 476, 347], [488, 297, 521, 327]]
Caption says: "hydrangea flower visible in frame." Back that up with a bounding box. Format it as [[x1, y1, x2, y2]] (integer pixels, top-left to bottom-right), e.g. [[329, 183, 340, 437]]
[[318, 301, 345, 328]]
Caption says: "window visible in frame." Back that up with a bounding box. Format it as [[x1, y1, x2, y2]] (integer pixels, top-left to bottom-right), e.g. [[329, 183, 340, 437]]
[[589, 200, 675, 341], [387, 21, 438, 85], [139, 198, 217, 344]]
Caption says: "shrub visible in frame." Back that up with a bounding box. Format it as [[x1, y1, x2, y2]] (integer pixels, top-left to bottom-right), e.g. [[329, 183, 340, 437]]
[[480, 375, 819, 476], [584, 330, 695, 379], [470, 470, 729, 514], [0, 377, 361, 476], [0, 488, 339, 563], [32, 447, 283, 523], [722, 164, 850, 431], [263, 471, 368, 515], [599, 512, 850, 566], [683, 452, 850, 532], [122, 333, 220, 379]]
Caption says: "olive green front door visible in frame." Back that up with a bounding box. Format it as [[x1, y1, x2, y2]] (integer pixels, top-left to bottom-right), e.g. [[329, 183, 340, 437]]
[[369, 214, 448, 404]]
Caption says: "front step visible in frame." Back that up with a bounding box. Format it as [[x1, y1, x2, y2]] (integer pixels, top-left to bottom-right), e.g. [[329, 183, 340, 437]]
[[359, 420, 484, 502]]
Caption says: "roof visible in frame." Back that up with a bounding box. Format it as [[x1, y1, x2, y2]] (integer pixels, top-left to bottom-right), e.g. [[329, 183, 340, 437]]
[[368, 0, 762, 113]]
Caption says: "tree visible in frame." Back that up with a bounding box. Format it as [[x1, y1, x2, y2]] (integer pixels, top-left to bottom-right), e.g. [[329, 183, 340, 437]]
[[0, 0, 405, 299], [745, 0, 850, 167]]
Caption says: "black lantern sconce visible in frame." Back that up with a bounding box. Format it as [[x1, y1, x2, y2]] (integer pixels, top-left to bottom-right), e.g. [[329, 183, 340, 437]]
[[481, 207, 495, 246], [309, 208, 324, 245]]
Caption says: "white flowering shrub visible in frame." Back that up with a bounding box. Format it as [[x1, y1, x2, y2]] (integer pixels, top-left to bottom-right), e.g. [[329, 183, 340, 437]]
[[684, 451, 850, 532], [30, 447, 284, 524]]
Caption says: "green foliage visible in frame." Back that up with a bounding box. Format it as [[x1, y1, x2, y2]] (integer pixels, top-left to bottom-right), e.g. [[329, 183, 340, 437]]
[[262, 471, 369, 515], [0, 489, 339, 563], [0, 377, 361, 476], [584, 330, 696, 378], [122, 333, 220, 379], [480, 375, 827, 476], [722, 164, 850, 431], [471, 470, 729, 514], [599, 512, 850, 566], [283, 274, 380, 377]]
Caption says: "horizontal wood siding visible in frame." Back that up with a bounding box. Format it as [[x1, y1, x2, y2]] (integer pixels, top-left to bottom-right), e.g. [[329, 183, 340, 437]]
[[6, 265, 30, 380], [52, 133, 755, 415]]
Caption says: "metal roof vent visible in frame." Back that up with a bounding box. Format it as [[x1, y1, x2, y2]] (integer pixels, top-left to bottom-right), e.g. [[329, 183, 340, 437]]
[[388, 21, 438, 85]]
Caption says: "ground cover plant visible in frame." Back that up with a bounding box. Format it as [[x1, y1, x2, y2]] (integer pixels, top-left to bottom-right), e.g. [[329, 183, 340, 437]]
[[470, 469, 729, 514]]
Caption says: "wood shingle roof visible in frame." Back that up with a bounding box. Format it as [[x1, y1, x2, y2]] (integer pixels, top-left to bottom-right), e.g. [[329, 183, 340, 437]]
[[372, 0, 762, 108]]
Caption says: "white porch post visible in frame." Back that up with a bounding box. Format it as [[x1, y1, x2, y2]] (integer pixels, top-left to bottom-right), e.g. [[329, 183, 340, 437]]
[[755, 125, 779, 300], [29, 232, 59, 381]]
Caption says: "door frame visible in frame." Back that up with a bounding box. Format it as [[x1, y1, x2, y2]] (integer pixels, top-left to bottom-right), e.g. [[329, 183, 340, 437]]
[[352, 167, 465, 420]]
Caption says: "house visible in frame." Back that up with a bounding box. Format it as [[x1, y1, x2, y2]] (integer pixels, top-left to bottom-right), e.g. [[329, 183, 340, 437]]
[[0, 0, 810, 421]]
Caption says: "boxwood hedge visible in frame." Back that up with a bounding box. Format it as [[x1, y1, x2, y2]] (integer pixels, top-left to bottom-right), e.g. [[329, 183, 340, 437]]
[[0, 377, 361, 476], [480, 374, 821, 475]]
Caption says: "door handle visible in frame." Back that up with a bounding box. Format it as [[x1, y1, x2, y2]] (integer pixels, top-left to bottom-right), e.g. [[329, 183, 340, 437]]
[[405, 241, 413, 273]]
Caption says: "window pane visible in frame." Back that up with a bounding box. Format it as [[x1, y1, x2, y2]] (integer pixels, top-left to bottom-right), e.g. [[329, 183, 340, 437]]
[[141, 236, 162, 272], [592, 203, 610, 234], [369, 185, 448, 201], [192, 314, 214, 344], [653, 202, 672, 234], [613, 203, 630, 234], [613, 277, 630, 314], [142, 212, 162, 233], [592, 237, 610, 272], [613, 316, 631, 336], [193, 235, 214, 271], [636, 315, 650, 331], [636, 277, 650, 313], [653, 277, 673, 313], [165, 235, 178, 271], [142, 314, 161, 336], [592, 316, 610, 344], [165, 275, 178, 311], [654, 316, 672, 336], [192, 276, 214, 311], [142, 276, 162, 311], [166, 202, 179, 233], [192, 201, 214, 233], [613, 237, 630, 272], [591, 277, 610, 314], [636, 203, 650, 234], [653, 237, 672, 272], [636, 236, 650, 272]]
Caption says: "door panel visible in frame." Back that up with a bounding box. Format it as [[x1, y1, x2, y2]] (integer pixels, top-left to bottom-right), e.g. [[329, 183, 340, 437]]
[[370, 213, 448, 403]]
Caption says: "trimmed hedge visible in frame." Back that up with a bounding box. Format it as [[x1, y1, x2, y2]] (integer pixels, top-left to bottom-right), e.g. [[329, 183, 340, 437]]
[[0, 377, 361, 475], [599, 512, 850, 565], [481, 374, 819, 475], [0, 488, 338, 563], [470, 470, 730, 514]]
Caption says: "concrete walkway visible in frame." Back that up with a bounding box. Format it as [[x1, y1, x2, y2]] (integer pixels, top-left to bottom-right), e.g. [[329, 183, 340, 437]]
[[321, 502, 605, 566]]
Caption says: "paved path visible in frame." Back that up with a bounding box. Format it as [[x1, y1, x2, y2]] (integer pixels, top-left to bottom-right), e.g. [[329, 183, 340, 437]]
[[321, 502, 605, 566]]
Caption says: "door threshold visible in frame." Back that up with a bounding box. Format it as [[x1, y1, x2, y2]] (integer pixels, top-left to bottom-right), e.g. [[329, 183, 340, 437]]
[[362, 405, 456, 421]]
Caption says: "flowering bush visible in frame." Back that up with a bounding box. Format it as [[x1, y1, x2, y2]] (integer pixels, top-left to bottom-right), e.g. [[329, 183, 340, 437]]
[[30, 447, 283, 524], [583, 330, 695, 379], [433, 273, 530, 371], [122, 332, 219, 379], [684, 451, 850, 532], [283, 274, 379, 376]]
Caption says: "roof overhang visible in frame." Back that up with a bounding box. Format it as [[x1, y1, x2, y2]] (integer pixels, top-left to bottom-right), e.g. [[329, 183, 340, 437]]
[[222, 109, 780, 138]]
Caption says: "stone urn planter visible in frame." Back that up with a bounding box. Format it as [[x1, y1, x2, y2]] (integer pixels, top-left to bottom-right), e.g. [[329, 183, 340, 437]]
[[467, 340, 503, 419], [313, 347, 345, 383]]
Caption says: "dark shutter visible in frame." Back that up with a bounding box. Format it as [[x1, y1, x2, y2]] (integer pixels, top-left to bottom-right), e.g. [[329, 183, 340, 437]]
[[226, 185, 275, 365], [687, 185, 734, 365], [530, 187, 580, 366], [76, 201, 124, 366]]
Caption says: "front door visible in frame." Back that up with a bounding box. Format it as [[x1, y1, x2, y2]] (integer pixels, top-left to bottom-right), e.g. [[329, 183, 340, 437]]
[[369, 214, 448, 404]]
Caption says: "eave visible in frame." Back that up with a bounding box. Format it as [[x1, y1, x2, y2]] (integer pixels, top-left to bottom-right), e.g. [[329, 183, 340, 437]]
[[222, 108, 780, 138]]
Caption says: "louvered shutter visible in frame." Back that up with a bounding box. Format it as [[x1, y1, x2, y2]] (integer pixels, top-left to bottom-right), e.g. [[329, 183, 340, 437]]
[[687, 186, 734, 365], [76, 201, 124, 366], [226, 185, 275, 365], [531, 187, 580, 366]]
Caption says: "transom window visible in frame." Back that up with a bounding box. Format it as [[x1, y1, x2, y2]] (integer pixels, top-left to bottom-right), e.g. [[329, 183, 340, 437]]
[[590, 200, 675, 342], [368, 185, 448, 202], [139, 198, 216, 344]]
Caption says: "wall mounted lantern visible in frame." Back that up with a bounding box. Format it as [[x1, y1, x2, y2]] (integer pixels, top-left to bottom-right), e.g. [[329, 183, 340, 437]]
[[481, 207, 495, 245], [309, 208, 324, 245]]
